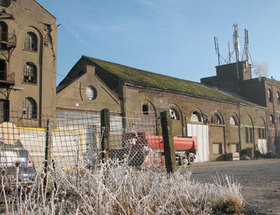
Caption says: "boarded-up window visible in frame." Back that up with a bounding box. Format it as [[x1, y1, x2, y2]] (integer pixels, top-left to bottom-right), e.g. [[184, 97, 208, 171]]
[[213, 143, 222, 154], [258, 128, 265, 139], [85, 86, 97, 100], [230, 143, 240, 153], [245, 127, 254, 143], [22, 97, 37, 119]]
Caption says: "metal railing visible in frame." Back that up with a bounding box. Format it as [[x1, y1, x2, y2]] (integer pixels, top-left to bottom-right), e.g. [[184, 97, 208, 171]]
[[0, 71, 15, 82], [0, 32, 16, 49]]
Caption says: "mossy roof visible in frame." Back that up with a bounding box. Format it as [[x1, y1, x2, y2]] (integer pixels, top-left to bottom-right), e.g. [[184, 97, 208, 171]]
[[85, 56, 256, 105]]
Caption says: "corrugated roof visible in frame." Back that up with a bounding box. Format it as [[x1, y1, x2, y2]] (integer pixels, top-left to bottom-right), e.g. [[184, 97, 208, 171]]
[[85, 56, 255, 105]]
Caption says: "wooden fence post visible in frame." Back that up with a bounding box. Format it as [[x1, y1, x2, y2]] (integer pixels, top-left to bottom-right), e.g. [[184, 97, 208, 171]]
[[160, 111, 177, 173], [44, 119, 51, 189], [101, 108, 110, 161]]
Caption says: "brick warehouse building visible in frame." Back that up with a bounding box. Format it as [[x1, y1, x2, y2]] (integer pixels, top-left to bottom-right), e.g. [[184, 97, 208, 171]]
[[0, 0, 57, 126], [0, 0, 278, 161], [56, 56, 269, 161], [201, 61, 280, 154]]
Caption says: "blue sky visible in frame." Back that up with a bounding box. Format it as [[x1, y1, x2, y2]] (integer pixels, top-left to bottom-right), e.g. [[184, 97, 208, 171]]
[[37, 0, 280, 85]]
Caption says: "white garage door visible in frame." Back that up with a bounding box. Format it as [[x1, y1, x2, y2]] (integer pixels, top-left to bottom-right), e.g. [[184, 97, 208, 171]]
[[187, 124, 209, 162]]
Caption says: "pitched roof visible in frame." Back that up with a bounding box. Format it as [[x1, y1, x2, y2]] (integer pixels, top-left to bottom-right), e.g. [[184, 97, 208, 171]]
[[84, 56, 256, 105]]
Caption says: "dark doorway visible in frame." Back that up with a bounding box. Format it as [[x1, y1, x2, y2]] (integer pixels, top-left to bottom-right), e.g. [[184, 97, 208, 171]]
[[0, 99, 9, 122]]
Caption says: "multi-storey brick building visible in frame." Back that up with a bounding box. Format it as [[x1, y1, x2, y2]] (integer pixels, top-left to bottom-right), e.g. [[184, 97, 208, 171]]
[[201, 61, 280, 154], [0, 0, 57, 126]]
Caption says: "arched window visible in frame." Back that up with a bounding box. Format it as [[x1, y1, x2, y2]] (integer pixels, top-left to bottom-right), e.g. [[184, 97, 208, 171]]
[[23, 62, 37, 84], [244, 115, 254, 143], [270, 115, 274, 124], [191, 111, 202, 122], [277, 91, 280, 104], [0, 59, 6, 80], [0, 0, 11, 7], [169, 108, 180, 120], [268, 88, 273, 102], [85, 85, 97, 100], [229, 115, 238, 126], [257, 117, 266, 139], [141, 101, 156, 118], [24, 32, 38, 51], [142, 104, 149, 115], [0, 22, 8, 50], [211, 113, 223, 124], [22, 97, 37, 119]]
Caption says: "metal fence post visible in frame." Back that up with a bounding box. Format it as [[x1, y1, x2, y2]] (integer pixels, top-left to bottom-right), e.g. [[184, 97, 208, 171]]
[[44, 119, 51, 189], [101, 109, 110, 161], [160, 111, 177, 173]]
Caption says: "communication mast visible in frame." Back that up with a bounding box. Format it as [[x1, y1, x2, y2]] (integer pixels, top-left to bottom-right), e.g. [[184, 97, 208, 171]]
[[233, 24, 241, 62], [214, 36, 221, 65], [228, 41, 232, 63], [213, 24, 252, 68], [244, 28, 249, 63]]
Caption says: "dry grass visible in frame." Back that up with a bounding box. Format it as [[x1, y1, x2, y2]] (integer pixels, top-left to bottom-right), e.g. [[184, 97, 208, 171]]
[[0, 161, 244, 214]]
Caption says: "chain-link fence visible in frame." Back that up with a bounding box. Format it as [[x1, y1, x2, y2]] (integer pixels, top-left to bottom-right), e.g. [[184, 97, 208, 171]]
[[0, 110, 166, 183]]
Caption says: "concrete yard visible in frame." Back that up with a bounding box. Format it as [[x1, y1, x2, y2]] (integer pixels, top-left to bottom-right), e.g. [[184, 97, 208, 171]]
[[184, 159, 280, 215]]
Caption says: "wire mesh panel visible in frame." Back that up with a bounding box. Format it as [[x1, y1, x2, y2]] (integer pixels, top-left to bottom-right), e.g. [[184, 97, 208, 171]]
[[55, 110, 102, 169], [51, 129, 84, 171], [0, 115, 48, 183], [19, 127, 46, 172], [0, 110, 166, 183], [110, 111, 164, 168]]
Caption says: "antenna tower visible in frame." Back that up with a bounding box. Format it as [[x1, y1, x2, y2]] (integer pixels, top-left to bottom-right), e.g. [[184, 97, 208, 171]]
[[233, 24, 241, 62], [228, 41, 232, 63], [244, 28, 249, 62], [214, 36, 221, 65]]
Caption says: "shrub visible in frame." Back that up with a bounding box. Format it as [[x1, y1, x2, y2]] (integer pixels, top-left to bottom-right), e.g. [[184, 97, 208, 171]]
[[1, 160, 244, 214]]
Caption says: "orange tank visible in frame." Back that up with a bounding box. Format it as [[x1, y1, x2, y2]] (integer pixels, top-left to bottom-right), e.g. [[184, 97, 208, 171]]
[[123, 132, 197, 152]]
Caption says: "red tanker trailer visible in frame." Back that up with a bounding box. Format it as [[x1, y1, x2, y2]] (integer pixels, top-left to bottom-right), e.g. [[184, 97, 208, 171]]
[[121, 132, 197, 167]]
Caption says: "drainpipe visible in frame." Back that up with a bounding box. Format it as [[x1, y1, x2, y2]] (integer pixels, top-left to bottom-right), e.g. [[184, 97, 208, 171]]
[[39, 39, 43, 127], [121, 83, 127, 130], [237, 102, 242, 154]]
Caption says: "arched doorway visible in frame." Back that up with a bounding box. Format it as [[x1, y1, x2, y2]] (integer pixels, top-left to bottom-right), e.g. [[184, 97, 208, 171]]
[[209, 111, 225, 161]]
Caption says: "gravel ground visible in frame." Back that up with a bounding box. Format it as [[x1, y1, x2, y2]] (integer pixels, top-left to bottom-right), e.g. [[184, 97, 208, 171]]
[[183, 159, 280, 215]]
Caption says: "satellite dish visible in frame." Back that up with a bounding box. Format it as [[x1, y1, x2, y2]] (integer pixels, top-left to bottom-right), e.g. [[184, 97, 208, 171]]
[[0, 122, 19, 145]]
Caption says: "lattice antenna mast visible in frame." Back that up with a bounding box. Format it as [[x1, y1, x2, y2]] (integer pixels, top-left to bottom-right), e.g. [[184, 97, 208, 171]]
[[214, 36, 221, 65], [228, 41, 232, 63], [233, 24, 240, 79], [244, 28, 249, 63], [233, 24, 241, 62]]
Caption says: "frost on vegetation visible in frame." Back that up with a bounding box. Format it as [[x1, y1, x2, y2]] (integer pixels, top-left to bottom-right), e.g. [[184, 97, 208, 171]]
[[0, 160, 244, 215]]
